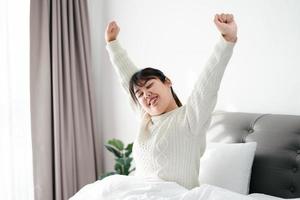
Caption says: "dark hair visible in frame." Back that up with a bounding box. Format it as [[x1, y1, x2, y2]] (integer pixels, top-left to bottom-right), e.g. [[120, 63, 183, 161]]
[[129, 67, 182, 107]]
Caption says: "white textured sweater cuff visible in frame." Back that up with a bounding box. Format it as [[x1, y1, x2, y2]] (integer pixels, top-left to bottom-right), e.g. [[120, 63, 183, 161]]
[[106, 39, 123, 55], [219, 35, 236, 50]]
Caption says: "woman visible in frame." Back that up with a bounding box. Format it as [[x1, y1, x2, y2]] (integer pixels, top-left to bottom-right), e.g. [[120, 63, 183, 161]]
[[105, 13, 237, 190], [70, 13, 239, 200]]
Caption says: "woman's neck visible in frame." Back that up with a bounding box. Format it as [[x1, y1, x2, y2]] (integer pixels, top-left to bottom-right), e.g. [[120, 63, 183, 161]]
[[163, 99, 179, 114]]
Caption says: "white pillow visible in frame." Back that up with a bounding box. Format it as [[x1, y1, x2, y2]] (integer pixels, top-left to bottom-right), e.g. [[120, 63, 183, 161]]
[[198, 142, 257, 195]]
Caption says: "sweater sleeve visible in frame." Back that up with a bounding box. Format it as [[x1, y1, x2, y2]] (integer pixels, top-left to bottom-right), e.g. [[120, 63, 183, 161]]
[[183, 36, 236, 135], [106, 40, 142, 113]]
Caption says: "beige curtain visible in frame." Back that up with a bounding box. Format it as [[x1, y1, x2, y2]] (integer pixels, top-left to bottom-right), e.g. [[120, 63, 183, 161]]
[[30, 0, 103, 199]]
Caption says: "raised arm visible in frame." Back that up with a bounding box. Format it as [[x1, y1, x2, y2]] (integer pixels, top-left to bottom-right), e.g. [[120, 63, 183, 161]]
[[105, 21, 141, 111], [184, 13, 237, 134]]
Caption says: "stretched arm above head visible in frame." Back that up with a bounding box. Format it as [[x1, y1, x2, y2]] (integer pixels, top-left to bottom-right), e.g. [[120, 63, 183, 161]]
[[184, 13, 237, 134], [105, 21, 141, 112]]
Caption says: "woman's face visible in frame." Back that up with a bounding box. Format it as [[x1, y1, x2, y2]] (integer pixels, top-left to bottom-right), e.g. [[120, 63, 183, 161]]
[[133, 78, 175, 116]]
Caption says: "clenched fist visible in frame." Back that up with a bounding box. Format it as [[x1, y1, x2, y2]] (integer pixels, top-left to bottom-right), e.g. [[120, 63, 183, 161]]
[[105, 21, 120, 43], [214, 13, 237, 43]]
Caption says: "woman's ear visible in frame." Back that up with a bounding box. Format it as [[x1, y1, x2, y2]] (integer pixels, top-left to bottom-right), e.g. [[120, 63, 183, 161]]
[[165, 77, 172, 87]]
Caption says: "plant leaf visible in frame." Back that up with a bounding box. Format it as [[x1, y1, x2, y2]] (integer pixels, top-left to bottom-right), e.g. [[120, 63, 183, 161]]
[[115, 157, 125, 165], [125, 157, 133, 165], [104, 145, 122, 158], [125, 143, 133, 157], [104, 139, 135, 176], [125, 143, 133, 151], [124, 163, 130, 175], [114, 162, 123, 174], [108, 139, 124, 151], [115, 157, 133, 175]]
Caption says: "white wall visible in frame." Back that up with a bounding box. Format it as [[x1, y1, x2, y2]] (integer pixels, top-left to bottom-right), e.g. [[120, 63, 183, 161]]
[[88, 0, 300, 172]]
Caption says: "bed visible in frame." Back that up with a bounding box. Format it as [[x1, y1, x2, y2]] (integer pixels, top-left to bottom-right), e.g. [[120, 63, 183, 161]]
[[206, 111, 300, 199], [70, 111, 300, 200]]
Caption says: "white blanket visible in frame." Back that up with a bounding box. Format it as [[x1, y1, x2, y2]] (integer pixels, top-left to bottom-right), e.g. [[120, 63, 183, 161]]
[[69, 175, 256, 200]]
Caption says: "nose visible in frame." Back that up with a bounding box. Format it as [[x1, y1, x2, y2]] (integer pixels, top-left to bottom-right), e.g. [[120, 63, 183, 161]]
[[145, 91, 152, 98]]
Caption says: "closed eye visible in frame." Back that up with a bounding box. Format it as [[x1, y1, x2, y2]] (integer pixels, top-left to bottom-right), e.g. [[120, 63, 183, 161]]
[[146, 83, 153, 89], [137, 92, 143, 98]]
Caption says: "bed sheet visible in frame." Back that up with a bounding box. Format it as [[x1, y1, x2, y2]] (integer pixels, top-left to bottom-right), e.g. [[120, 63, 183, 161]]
[[70, 174, 256, 200]]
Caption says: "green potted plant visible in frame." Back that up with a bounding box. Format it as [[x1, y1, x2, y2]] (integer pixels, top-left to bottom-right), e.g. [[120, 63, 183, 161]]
[[99, 138, 135, 180]]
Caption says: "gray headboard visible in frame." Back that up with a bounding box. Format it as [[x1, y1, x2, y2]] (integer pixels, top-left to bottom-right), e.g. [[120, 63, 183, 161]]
[[206, 111, 300, 198]]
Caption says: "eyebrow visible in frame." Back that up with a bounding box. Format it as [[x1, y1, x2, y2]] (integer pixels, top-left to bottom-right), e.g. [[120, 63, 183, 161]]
[[134, 89, 140, 94], [134, 80, 152, 94]]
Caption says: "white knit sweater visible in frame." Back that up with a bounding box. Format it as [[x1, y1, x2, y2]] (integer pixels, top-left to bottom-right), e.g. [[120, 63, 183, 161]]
[[106, 36, 235, 189]]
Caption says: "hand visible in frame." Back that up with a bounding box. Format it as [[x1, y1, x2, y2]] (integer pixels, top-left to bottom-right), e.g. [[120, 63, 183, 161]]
[[105, 21, 120, 43], [214, 13, 237, 43]]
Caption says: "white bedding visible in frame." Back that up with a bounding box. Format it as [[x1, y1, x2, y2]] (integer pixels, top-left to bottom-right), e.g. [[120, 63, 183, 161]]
[[70, 175, 300, 200], [69, 174, 256, 200]]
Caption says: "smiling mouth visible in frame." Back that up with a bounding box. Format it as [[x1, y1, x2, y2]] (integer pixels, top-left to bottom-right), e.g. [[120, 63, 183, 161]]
[[149, 96, 158, 106]]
